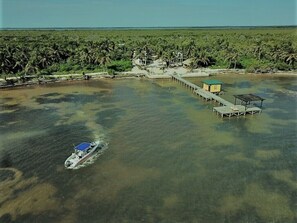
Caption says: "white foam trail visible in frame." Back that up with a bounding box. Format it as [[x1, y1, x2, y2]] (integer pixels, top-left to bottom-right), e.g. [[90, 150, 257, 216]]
[[72, 142, 108, 170], [85, 121, 108, 142]]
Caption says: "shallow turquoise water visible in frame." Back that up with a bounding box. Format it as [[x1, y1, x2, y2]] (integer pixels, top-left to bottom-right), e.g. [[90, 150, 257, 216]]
[[0, 74, 296, 223]]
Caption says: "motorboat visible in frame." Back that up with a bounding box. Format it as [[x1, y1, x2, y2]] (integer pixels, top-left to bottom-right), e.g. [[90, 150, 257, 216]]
[[64, 141, 106, 169]]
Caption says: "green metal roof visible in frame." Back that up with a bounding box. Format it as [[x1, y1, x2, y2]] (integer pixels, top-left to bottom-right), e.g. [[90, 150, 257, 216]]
[[202, 80, 223, 85]]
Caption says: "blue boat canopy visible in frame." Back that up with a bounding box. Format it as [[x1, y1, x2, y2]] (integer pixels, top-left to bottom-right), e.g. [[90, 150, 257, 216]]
[[75, 142, 91, 151]]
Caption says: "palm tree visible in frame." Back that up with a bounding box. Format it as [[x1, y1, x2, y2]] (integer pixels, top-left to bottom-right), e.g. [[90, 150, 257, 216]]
[[161, 51, 171, 68], [38, 50, 52, 69], [266, 42, 282, 63], [253, 45, 264, 60], [99, 51, 112, 66], [49, 43, 69, 62], [12, 47, 29, 73], [79, 48, 93, 65], [161, 50, 177, 67], [24, 61, 39, 75], [193, 51, 212, 67], [183, 39, 196, 58], [282, 51, 297, 67], [225, 50, 241, 69], [0, 46, 13, 73], [99, 39, 115, 53]]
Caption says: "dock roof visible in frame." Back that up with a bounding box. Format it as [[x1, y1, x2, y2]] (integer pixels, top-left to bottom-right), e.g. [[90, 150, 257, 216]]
[[202, 80, 223, 85], [234, 94, 265, 102]]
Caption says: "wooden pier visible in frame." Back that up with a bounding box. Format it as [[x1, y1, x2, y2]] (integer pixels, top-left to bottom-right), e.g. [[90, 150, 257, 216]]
[[170, 74, 262, 118]]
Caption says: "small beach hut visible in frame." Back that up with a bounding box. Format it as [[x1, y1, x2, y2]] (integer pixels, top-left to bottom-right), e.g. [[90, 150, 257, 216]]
[[202, 80, 223, 93]]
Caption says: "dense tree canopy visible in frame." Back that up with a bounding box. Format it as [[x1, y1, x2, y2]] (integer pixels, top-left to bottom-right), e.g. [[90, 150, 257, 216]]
[[0, 28, 296, 76]]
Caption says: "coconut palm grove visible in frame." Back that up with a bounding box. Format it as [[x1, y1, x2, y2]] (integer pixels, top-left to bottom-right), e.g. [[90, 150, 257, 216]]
[[0, 28, 296, 77]]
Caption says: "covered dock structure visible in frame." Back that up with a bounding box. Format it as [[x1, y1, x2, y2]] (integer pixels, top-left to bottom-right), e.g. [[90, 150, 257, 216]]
[[234, 94, 265, 108], [170, 73, 265, 118]]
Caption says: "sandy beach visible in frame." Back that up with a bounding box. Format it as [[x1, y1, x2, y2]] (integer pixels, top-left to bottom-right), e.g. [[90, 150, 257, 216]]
[[0, 64, 296, 89]]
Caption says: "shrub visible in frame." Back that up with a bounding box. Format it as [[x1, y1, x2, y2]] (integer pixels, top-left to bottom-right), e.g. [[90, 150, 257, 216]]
[[107, 60, 133, 72], [72, 64, 82, 71], [273, 62, 291, 71], [242, 58, 275, 73], [59, 63, 72, 72]]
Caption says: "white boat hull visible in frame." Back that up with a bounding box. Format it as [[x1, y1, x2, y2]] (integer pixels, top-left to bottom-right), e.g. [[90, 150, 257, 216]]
[[64, 141, 106, 169]]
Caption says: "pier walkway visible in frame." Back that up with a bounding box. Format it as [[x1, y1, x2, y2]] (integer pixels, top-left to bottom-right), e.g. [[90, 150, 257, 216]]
[[170, 74, 262, 118]]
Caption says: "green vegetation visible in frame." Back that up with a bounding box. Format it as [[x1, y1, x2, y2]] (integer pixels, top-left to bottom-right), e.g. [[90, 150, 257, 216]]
[[0, 28, 296, 77]]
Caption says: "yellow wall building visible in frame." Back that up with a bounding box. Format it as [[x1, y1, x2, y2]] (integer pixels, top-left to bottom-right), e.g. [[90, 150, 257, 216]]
[[202, 80, 223, 93]]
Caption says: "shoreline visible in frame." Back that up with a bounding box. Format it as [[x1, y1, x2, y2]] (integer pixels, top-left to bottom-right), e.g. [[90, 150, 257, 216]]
[[0, 68, 296, 89]]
